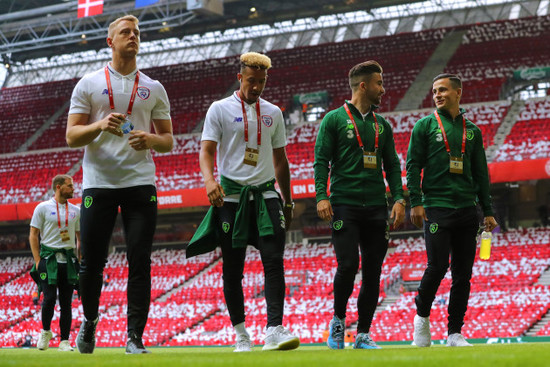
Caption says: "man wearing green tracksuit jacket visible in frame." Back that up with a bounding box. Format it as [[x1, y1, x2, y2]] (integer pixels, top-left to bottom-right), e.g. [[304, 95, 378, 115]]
[[407, 73, 497, 348], [314, 60, 405, 350]]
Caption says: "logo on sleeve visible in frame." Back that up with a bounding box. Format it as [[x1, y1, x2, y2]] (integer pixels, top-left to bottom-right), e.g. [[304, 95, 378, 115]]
[[261, 115, 273, 127], [137, 86, 150, 100], [466, 130, 474, 140]]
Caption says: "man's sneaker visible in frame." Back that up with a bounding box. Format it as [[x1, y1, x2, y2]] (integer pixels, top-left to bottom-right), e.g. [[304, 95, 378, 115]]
[[37, 330, 53, 350], [354, 333, 381, 349], [234, 334, 253, 352], [262, 325, 300, 351], [327, 316, 345, 349], [58, 340, 74, 352], [126, 332, 151, 354], [76, 317, 98, 354], [447, 333, 473, 347], [413, 315, 431, 347]]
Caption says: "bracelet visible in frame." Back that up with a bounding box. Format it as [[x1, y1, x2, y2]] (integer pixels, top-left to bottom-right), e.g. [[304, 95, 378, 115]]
[[395, 199, 406, 207], [284, 202, 295, 209]]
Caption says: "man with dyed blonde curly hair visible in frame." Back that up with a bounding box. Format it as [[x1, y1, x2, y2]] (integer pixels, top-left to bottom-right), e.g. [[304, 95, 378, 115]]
[[188, 51, 299, 352]]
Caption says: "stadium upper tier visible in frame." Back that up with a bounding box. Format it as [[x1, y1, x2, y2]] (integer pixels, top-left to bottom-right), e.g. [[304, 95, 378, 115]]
[[1, 16, 550, 204]]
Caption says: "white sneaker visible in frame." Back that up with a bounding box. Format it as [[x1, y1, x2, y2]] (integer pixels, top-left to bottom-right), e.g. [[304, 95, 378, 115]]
[[234, 334, 253, 352], [262, 325, 300, 351], [413, 315, 431, 347], [58, 340, 74, 352], [447, 333, 473, 347], [37, 330, 53, 350]]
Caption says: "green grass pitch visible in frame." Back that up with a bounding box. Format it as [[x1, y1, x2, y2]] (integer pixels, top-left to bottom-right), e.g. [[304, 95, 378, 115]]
[[1, 343, 550, 367]]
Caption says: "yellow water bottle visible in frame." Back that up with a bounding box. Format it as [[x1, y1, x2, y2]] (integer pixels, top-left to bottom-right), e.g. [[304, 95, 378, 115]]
[[480, 231, 492, 260]]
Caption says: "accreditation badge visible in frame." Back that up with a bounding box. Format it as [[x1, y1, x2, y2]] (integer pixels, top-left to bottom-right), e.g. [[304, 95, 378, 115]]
[[363, 151, 377, 169], [60, 229, 70, 242], [449, 156, 464, 174], [243, 146, 259, 166]]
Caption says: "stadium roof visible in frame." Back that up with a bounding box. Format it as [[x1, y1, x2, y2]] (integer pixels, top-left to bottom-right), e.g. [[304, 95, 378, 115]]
[[0, 0, 422, 63]]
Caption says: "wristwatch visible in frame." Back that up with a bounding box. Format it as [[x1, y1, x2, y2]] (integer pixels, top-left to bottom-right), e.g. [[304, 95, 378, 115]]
[[395, 199, 406, 207], [284, 201, 295, 210]]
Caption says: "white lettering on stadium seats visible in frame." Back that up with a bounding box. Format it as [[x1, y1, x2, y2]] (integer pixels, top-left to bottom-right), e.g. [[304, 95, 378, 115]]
[[159, 195, 183, 205]]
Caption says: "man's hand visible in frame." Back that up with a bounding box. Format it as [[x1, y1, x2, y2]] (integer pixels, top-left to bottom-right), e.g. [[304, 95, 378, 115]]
[[390, 202, 406, 228], [97, 113, 125, 137], [205, 178, 225, 207], [283, 205, 293, 230], [484, 216, 498, 232], [129, 130, 154, 151], [410, 205, 427, 229], [317, 199, 333, 222]]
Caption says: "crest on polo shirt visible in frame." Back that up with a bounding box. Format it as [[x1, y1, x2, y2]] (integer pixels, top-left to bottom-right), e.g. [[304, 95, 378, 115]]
[[466, 129, 474, 141], [137, 86, 151, 100], [261, 115, 273, 127]]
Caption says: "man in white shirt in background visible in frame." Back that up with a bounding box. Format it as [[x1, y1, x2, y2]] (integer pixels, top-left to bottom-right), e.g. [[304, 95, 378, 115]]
[[66, 14, 173, 354], [30, 174, 80, 352]]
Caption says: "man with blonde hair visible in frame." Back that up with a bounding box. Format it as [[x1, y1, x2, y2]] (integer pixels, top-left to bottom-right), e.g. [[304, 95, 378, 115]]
[[67, 14, 173, 354], [188, 51, 299, 352]]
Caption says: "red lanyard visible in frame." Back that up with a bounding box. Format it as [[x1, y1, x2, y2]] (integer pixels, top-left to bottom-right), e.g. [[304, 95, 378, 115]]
[[239, 92, 262, 146], [56, 200, 69, 229], [104, 66, 140, 116], [434, 110, 466, 156], [343, 103, 378, 151]]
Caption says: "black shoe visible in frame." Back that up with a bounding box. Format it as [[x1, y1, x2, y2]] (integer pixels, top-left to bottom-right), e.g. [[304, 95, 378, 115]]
[[126, 333, 151, 354], [76, 318, 98, 354]]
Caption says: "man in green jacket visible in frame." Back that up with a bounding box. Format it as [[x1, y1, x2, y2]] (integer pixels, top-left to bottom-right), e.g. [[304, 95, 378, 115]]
[[314, 60, 405, 349], [406, 74, 497, 348]]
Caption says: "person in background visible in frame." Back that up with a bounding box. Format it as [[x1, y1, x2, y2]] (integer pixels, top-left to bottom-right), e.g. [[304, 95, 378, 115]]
[[30, 174, 80, 352]]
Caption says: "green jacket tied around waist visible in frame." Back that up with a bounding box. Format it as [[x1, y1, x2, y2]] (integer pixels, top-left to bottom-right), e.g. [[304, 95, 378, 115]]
[[186, 176, 281, 258], [29, 244, 78, 296]]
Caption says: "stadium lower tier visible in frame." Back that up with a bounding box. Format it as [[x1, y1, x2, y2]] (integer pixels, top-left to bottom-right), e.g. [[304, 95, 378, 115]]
[[0, 227, 548, 347]]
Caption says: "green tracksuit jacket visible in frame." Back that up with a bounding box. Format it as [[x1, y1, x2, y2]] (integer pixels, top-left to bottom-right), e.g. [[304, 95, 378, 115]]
[[314, 101, 404, 206], [406, 107, 494, 216]]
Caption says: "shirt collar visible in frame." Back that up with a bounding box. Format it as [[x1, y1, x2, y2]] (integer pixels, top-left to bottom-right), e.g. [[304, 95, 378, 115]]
[[234, 90, 261, 108], [107, 63, 139, 80]]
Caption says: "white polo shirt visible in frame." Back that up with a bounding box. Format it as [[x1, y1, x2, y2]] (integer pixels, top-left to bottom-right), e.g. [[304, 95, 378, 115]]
[[69, 64, 171, 189], [202, 91, 286, 201], [30, 198, 80, 263]]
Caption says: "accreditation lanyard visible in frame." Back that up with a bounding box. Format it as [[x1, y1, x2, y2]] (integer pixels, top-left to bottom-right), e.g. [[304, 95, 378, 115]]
[[104, 66, 140, 116], [239, 92, 262, 146], [343, 103, 378, 151], [56, 201, 69, 229], [434, 110, 466, 157]]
